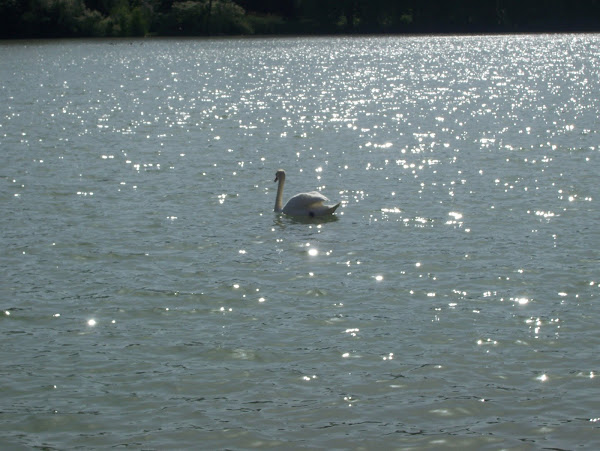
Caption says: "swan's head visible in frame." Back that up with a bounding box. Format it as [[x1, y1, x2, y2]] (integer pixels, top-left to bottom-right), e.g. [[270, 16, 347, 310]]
[[274, 169, 286, 182]]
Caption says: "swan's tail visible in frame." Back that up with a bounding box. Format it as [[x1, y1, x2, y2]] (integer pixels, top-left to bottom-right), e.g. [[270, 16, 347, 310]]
[[325, 202, 341, 215]]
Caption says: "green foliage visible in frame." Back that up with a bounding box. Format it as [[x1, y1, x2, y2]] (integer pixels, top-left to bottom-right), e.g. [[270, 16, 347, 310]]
[[245, 13, 286, 34], [154, 0, 251, 36], [103, 0, 151, 36], [1, 0, 599, 39], [74, 8, 105, 36], [0, 0, 151, 37], [18, 0, 85, 37], [210, 0, 251, 34], [171, 1, 208, 34]]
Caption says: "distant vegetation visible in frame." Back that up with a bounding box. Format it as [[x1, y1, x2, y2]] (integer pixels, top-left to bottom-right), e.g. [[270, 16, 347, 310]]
[[1, 0, 599, 39]]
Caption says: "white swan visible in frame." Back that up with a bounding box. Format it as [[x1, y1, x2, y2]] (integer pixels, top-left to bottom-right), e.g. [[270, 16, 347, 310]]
[[274, 169, 340, 217]]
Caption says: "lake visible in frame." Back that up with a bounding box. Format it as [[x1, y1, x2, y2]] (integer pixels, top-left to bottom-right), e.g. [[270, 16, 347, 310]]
[[1, 34, 599, 449]]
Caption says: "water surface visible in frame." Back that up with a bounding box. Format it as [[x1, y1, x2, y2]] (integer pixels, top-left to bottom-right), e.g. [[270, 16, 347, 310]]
[[1, 35, 600, 449]]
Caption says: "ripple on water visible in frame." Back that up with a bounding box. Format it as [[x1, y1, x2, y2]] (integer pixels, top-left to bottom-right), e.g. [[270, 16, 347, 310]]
[[2, 34, 600, 449]]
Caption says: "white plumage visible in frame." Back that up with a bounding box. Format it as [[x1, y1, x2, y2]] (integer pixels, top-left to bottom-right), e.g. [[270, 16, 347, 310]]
[[273, 169, 340, 217]]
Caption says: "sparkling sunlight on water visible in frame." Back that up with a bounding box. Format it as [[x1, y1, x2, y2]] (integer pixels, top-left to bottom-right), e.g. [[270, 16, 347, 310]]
[[1, 34, 600, 449]]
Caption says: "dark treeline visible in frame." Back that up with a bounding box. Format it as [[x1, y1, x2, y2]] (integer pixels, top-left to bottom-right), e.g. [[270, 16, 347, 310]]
[[1, 0, 600, 39]]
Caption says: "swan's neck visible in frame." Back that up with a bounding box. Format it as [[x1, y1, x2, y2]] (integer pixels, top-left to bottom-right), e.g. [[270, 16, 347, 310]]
[[274, 175, 285, 212]]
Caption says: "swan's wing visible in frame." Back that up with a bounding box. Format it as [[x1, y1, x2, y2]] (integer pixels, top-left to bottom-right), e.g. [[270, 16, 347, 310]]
[[303, 191, 330, 202], [284, 191, 329, 209], [282, 192, 340, 216]]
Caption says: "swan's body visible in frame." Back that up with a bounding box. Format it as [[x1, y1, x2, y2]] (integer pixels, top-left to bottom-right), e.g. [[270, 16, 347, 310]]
[[274, 169, 340, 217]]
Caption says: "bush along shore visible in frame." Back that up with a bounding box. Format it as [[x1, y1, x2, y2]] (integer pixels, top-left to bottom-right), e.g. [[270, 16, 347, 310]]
[[2, 0, 600, 39]]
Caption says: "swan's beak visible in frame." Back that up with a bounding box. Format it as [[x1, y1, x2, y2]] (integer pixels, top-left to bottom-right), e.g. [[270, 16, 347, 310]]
[[274, 175, 278, 182]]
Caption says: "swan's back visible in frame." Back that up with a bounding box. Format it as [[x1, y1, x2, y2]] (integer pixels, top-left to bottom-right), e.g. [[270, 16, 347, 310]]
[[282, 191, 340, 217]]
